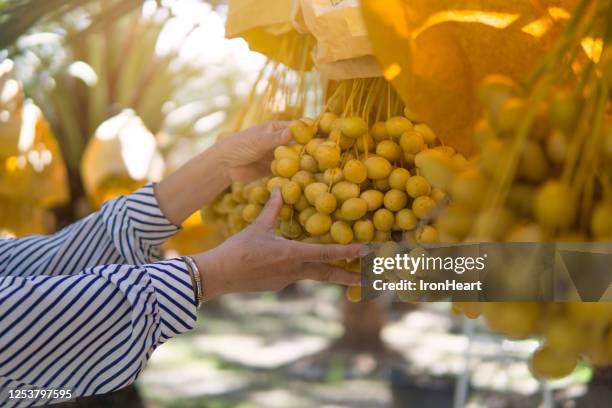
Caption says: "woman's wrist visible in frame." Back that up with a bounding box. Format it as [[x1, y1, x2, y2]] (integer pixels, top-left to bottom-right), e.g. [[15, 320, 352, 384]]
[[204, 141, 233, 187], [192, 250, 225, 302], [155, 143, 232, 226]]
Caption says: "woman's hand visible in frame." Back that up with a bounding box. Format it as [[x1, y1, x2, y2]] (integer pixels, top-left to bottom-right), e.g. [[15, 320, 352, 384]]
[[216, 121, 291, 184], [155, 121, 290, 226], [194, 189, 367, 300]]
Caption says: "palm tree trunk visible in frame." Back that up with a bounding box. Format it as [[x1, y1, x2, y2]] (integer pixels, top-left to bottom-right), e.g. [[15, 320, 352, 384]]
[[338, 300, 386, 350]]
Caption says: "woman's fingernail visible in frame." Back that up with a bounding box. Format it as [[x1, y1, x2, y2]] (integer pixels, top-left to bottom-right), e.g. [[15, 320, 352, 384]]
[[359, 246, 370, 257]]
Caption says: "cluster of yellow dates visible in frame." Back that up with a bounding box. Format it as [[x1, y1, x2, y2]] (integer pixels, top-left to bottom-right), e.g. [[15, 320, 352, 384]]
[[0, 59, 69, 237], [452, 68, 612, 379], [203, 79, 469, 302], [355, 0, 612, 380], [436, 75, 612, 244], [454, 302, 612, 379], [80, 109, 164, 209]]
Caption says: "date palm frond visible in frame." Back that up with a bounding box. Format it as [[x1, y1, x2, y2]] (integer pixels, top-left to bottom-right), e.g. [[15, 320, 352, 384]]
[[0, 0, 144, 49]]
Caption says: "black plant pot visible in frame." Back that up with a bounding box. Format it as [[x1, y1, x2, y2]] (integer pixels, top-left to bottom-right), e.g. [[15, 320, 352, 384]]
[[390, 367, 459, 408]]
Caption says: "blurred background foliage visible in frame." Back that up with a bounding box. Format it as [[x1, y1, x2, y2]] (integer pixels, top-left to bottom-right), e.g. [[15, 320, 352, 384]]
[[1, 0, 263, 240], [4, 0, 226, 161]]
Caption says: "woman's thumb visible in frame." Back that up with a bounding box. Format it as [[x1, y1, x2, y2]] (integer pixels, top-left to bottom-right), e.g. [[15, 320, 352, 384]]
[[253, 188, 283, 228], [260, 126, 291, 152]]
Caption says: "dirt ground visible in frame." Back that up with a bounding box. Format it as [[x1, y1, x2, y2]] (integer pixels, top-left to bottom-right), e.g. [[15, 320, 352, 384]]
[[136, 283, 591, 408]]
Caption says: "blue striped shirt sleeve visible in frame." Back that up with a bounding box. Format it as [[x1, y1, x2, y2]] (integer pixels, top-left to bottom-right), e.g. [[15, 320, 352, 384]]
[[0, 184, 180, 278], [0, 258, 197, 407], [99, 185, 182, 265]]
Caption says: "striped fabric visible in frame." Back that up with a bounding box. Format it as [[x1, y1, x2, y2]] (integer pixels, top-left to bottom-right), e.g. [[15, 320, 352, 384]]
[[0, 185, 197, 407]]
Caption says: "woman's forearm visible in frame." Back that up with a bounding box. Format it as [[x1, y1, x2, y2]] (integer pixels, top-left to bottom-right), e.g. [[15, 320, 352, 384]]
[[154, 144, 231, 226]]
